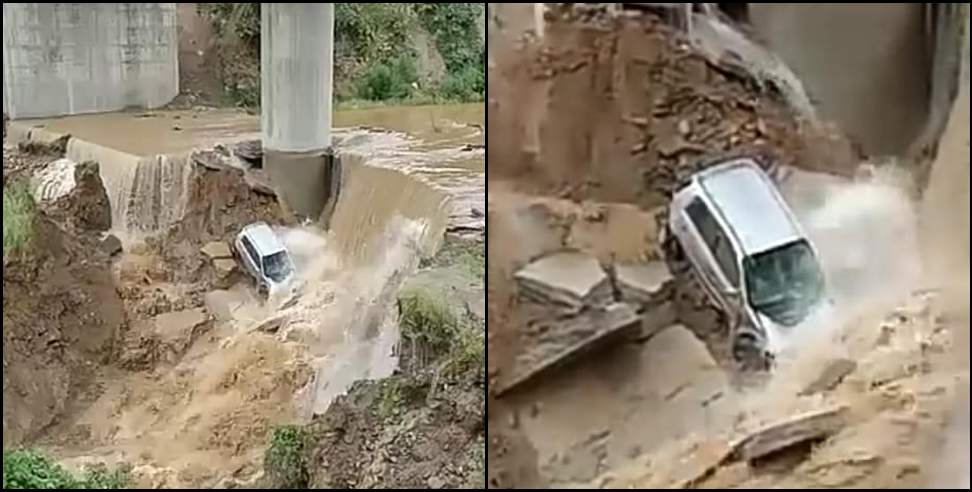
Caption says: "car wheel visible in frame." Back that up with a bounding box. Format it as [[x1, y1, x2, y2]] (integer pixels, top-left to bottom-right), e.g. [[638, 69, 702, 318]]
[[732, 332, 772, 372]]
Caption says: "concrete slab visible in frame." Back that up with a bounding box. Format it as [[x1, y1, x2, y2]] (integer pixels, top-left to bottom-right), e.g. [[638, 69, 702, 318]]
[[514, 251, 612, 312], [615, 261, 672, 305], [495, 302, 640, 397], [201, 241, 232, 260], [213, 259, 237, 278]]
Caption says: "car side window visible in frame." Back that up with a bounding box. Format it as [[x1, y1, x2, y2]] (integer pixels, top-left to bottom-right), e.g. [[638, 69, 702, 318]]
[[241, 236, 260, 269], [685, 198, 741, 287]]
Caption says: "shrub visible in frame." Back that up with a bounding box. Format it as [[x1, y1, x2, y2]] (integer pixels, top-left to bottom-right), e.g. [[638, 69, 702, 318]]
[[3, 181, 35, 257], [264, 425, 310, 489], [354, 54, 420, 101], [2, 450, 129, 489]]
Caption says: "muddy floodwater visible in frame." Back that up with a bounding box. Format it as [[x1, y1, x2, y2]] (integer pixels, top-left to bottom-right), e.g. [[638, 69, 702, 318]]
[[23, 103, 485, 232]]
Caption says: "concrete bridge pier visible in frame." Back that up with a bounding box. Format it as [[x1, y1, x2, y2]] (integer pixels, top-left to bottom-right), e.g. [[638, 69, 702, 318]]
[[261, 3, 339, 223]]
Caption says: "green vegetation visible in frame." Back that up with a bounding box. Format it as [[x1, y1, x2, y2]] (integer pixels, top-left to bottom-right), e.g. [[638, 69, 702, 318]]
[[200, 3, 484, 109], [398, 286, 461, 356], [2, 450, 129, 489], [376, 377, 427, 419], [3, 181, 35, 257], [264, 425, 311, 489], [397, 283, 485, 375]]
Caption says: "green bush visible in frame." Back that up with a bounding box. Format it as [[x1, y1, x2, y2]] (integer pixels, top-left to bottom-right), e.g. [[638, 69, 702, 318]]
[[354, 54, 420, 101], [439, 64, 485, 103], [2, 450, 129, 489], [264, 425, 310, 489], [397, 286, 485, 374], [3, 182, 34, 257]]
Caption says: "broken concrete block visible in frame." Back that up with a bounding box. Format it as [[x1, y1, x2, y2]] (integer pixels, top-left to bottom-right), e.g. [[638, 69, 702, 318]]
[[732, 405, 850, 462], [799, 358, 858, 396], [615, 261, 673, 305], [495, 302, 640, 397], [213, 258, 237, 277], [201, 241, 233, 260], [514, 251, 612, 312]]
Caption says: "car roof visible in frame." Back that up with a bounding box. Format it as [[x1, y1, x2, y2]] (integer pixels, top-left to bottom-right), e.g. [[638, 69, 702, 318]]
[[695, 159, 802, 255], [241, 222, 286, 255]]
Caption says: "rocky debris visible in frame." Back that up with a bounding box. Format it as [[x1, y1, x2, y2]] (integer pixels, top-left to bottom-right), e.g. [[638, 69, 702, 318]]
[[496, 302, 640, 396], [635, 301, 679, 343], [253, 315, 288, 334], [732, 405, 850, 462], [201, 241, 233, 260], [799, 358, 858, 396], [614, 261, 673, 305], [119, 308, 210, 370], [99, 234, 123, 257], [514, 251, 613, 313]]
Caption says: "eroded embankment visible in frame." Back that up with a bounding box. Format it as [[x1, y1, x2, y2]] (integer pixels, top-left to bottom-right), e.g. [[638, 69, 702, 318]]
[[3, 118, 471, 488]]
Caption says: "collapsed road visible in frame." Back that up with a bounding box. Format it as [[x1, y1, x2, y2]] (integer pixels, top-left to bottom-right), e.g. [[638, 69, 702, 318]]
[[487, 3, 969, 489]]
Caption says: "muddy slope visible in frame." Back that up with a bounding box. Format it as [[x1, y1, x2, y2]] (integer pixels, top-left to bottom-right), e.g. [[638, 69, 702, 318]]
[[3, 148, 124, 447], [304, 236, 486, 489]]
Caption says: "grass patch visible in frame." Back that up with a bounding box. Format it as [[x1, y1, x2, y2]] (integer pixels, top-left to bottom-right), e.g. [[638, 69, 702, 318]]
[[2, 450, 129, 489], [397, 285, 485, 375], [398, 287, 460, 356], [3, 181, 35, 257], [264, 425, 311, 489]]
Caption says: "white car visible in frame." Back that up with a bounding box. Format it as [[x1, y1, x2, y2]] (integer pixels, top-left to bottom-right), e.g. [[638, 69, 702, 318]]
[[663, 157, 828, 370], [233, 222, 295, 297]]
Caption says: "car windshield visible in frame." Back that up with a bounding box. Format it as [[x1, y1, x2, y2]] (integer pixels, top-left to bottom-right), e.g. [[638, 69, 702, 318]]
[[262, 251, 293, 283], [743, 239, 824, 327]]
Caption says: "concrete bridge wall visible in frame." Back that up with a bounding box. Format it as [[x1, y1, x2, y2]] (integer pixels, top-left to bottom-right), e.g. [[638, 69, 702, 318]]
[[2, 3, 179, 119]]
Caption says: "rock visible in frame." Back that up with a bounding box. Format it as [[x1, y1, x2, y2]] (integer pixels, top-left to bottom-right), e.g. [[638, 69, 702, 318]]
[[514, 251, 612, 312], [201, 241, 233, 260], [634, 301, 678, 342], [213, 258, 237, 277], [799, 358, 857, 396], [470, 207, 484, 218], [731, 405, 850, 462], [99, 234, 123, 257]]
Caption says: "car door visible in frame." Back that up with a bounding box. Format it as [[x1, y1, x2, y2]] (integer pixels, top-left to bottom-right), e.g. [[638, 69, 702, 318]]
[[240, 236, 262, 280], [682, 197, 742, 314]]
